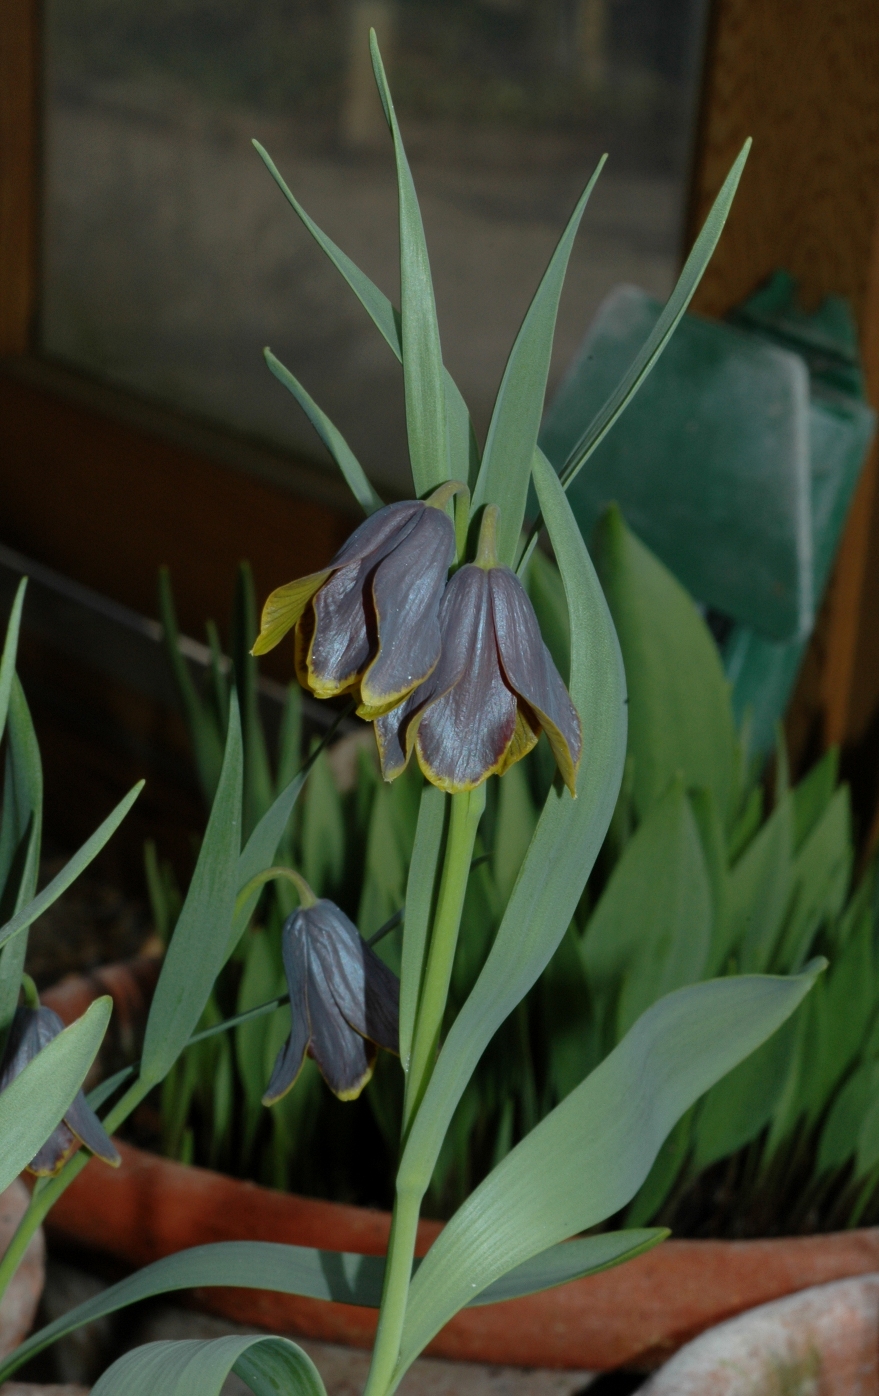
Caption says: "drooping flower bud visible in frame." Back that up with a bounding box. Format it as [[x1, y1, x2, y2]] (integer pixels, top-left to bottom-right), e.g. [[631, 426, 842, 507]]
[[263, 891, 399, 1105], [253, 488, 463, 720], [0, 1006, 121, 1177], [375, 507, 581, 795]]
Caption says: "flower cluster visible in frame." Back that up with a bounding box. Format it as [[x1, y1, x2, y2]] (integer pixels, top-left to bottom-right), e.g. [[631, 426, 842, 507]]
[[253, 494, 581, 794]]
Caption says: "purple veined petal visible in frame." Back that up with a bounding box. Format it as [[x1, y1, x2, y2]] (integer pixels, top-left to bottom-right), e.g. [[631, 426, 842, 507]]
[[307, 557, 377, 696], [415, 568, 519, 792], [304, 902, 399, 1052], [63, 1090, 121, 1168], [359, 507, 455, 717], [328, 501, 421, 571], [29, 1121, 78, 1177], [372, 565, 478, 780], [263, 915, 312, 1105], [489, 567, 582, 795], [305, 947, 377, 1100]]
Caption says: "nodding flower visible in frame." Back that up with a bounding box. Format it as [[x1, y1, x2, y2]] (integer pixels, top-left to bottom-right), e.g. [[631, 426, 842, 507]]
[[263, 879, 399, 1105], [375, 506, 582, 795], [252, 485, 464, 721], [0, 1005, 121, 1177]]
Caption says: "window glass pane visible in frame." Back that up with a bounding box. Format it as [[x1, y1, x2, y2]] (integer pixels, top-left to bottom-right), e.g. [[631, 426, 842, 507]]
[[42, 0, 709, 494]]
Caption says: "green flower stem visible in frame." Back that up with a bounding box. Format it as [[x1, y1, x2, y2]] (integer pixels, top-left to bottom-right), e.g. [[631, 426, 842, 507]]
[[0, 1074, 150, 1305], [364, 785, 485, 1396], [404, 785, 485, 1129]]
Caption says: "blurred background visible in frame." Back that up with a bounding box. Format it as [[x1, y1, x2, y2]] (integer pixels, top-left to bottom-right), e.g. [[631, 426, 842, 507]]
[[42, 0, 708, 492]]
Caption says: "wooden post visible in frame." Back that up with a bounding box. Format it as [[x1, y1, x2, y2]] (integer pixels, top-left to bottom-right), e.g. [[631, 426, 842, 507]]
[[687, 0, 879, 761]]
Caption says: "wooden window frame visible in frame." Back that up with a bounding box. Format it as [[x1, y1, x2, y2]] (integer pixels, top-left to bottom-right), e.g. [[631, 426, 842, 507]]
[[2, 0, 879, 785]]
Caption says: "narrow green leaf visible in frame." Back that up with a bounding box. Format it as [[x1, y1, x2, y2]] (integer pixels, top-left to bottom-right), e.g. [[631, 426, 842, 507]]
[[582, 778, 712, 1040], [593, 506, 737, 825], [471, 157, 605, 565], [0, 579, 26, 752], [692, 1013, 799, 1171], [369, 33, 447, 494], [232, 562, 275, 842], [265, 350, 383, 515], [140, 696, 243, 1085], [398, 964, 821, 1375], [0, 677, 43, 1051], [471, 1227, 666, 1304], [91, 1336, 325, 1396], [398, 448, 626, 1193], [558, 142, 751, 491], [252, 141, 478, 487], [0, 779, 143, 956], [723, 794, 793, 973], [0, 1230, 664, 1385], [400, 785, 446, 1073], [158, 569, 224, 805], [0, 996, 111, 1195]]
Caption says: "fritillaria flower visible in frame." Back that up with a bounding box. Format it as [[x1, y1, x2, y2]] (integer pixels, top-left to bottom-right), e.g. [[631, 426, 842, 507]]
[[0, 1005, 121, 1177], [263, 883, 399, 1104], [252, 486, 463, 720], [375, 507, 581, 795]]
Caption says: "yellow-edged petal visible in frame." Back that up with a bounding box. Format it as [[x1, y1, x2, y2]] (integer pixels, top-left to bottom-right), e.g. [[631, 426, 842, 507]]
[[252, 570, 331, 656]]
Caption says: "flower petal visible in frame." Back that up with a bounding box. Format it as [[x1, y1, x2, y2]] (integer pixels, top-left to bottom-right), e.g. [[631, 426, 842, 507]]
[[263, 916, 311, 1105], [305, 902, 399, 1052], [306, 947, 377, 1100], [64, 1090, 121, 1168], [359, 508, 455, 717], [415, 567, 519, 792], [252, 570, 331, 656], [28, 1121, 79, 1177], [328, 501, 421, 570], [306, 558, 377, 697], [489, 567, 582, 795]]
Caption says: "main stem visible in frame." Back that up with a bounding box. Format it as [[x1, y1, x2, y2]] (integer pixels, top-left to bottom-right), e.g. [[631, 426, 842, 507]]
[[364, 786, 485, 1396]]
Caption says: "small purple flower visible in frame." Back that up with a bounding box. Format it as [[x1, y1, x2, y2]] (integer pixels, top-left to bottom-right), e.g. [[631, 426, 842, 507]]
[[375, 509, 581, 795], [0, 1006, 121, 1177], [263, 897, 400, 1104], [252, 488, 462, 720]]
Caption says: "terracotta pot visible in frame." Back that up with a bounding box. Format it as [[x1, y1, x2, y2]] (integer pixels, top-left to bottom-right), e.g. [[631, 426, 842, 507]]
[[639, 1273, 879, 1395], [45, 1140, 879, 1372]]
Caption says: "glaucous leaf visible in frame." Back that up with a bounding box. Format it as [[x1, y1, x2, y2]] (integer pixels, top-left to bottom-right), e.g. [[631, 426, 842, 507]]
[[398, 964, 822, 1376], [265, 350, 383, 516], [471, 157, 605, 565], [140, 696, 242, 1085], [0, 677, 43, 1049], [370, 34, 448, 496], [557, 142, 750, 491], [251, 141, 478, 487], [0, 1230, 663, 1383], [91, 1336, 325, 1396], [0, 579, 26, 753]]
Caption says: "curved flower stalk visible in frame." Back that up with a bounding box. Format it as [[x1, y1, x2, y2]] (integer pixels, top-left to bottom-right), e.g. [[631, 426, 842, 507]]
[[263, 874, 400, 1103], [252, 487, 463, 720], [376, 507, 582, 794], [0, 1005, 120, 1176]]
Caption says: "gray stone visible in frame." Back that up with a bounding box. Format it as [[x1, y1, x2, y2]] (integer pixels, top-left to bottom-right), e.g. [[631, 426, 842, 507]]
[[0, 1182, 45, 1361]]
